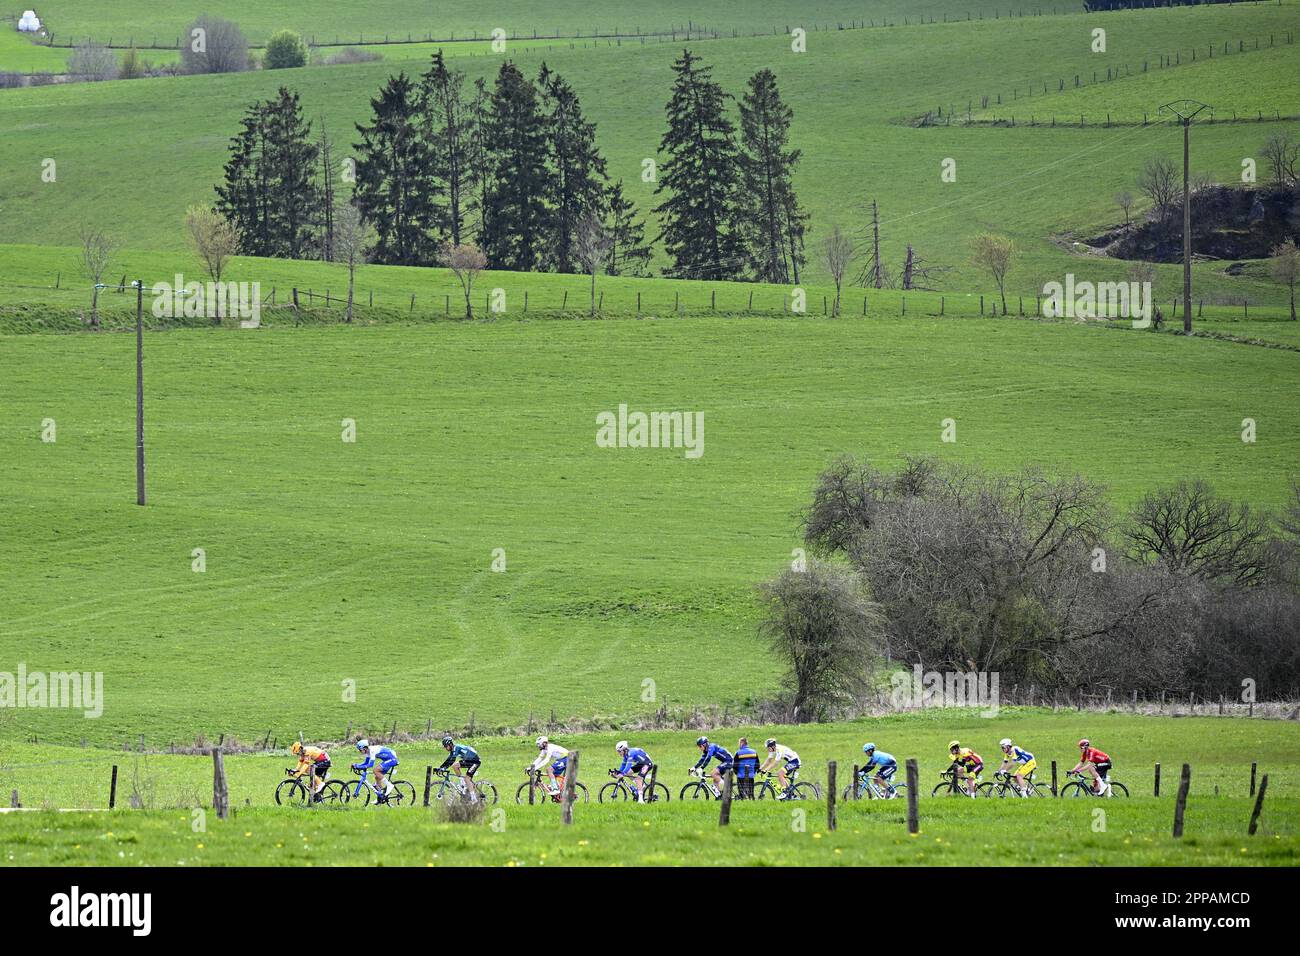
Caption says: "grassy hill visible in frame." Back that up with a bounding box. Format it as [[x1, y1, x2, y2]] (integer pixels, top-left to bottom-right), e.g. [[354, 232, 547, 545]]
[[3, 314, 1296, 745], [2, 1, 1298, 301]]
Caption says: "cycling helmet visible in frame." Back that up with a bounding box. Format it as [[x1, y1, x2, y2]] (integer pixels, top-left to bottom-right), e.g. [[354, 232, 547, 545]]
[[441, 735, 454, 747], [999, 738, 1012, 748], [863, 743, 876, 753], [765, 738, 777, 749], [535, 736, 549, 749], [615, 740, 629, 752], [696, 736, 709, 747], [355, 739, 369, 752], [1078, 738, 1090, 748], [948, 740, 960, 751], [290, 740, 303, 755]]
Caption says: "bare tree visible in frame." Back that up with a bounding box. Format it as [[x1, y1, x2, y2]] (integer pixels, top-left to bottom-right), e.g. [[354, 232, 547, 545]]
[[757, 558, 885, 722], [1136, 156, 1179, 221], [1125, 480, 1277, 589], [78, 225, 119, 329], [439, 242, 488, 319], [1114, 190, 1135, 229], [1269, 239, 1299, 321], [971, 232, 1014, 314], [181, 15, 248, 75], [1260, 130, 1299, 185], [332, 203, 371, 323], [67, 42, 118, 82], [185, 206, 238, 324], [822, 223, 853, 317], [572, 210, 612, 317]]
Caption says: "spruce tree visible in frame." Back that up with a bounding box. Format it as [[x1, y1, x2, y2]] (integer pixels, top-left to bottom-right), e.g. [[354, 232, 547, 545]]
[[738, 68, 807, 283], [538, 65, 608, 273], [353, 72, 439, 266], [420, 50, 474, 246], [480, 62, 550, 271], [605, 180, 652, 277], [654, 50, 744, 281]]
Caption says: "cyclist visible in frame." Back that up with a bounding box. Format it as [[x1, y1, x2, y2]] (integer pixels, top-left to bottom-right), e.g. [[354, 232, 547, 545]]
[[612, 740, 653, 803], [996, 738, 1037, 795], [352, 738, 399, 803], [759, 737, 801, 797], [859, 743, 897, 797], [1070, 738, 1112, 796], [693, 736, 734, 795], [288, 740, 331, 802], [438, 735, 482, 801], [947, 740, 983, 797], [528, 736, 571, 799]]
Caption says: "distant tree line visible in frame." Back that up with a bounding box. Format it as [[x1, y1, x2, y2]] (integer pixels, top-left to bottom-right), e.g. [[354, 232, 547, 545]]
[[762, 455, 1300, 718], [210, 48, 806, 284], [1083, 0, 1235, 10]]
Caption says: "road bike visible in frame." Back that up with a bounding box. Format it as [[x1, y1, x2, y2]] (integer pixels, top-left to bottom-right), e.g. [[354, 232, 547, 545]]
[[514, 766, 589, 804], [275, 768, 347, 806], [977, 770, 1052, 798], [429, 767, 499, 805], [340, 767, 417, 807], [1058, 769, 1129, 798], [598, 767, 671, 803], [932, 767, 982, 797], [755, 769, 820, 800], [842, 768, 906, 801]]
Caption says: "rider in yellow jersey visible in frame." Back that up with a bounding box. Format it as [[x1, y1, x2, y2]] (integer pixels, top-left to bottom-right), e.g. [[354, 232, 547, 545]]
[[947, 740, 983, 796], [289, 740, 331, 802]]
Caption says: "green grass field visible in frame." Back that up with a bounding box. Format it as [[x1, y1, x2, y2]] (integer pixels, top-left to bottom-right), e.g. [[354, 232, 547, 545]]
[[2, 713, 1296, 866]]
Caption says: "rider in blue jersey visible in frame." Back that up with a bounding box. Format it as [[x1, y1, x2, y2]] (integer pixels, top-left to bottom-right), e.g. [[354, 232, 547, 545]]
[[612, 740, 653, 802], [352, 739, 399, 802], [694, 736, 734, 793], [859, 743, 898, 796]]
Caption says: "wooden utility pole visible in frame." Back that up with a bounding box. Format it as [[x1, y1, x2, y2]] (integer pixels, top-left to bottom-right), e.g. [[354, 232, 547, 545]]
[[1160, 100, 1209, 333], [135, 280, 146, 505]]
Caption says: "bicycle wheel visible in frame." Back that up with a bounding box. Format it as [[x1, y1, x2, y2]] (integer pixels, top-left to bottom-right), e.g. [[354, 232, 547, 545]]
[[317, 780, 348, 805], [599, 782, 627, 803], [386, 780, 416, 806], [977, 781, 1001, 799], [1106, 781, 1129, 798], [787, 782, 820, 801], [646, 782, 670, 803], [342, 781, 371, 806], [679, 781, 713, 800], [573, 782, 590, 803], [889, 784, 907, 800], [473, 781, 499, 805], [754, 780, 779, 800], [932, 781, 956, 797], [1058, 781, 1087, 798], [275, 778, 307, 806]]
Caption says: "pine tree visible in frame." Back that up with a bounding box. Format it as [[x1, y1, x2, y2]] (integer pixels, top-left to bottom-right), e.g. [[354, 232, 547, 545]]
[[480, 62, 550, 271], [215, 89, 321, 259], [317, 118, 336, 262], [654, 50, 744, 281], [353, 73, 439, 266], [467, 76, 491, 244], [538, 65, 608, 273], [738, 68, 807, 284], [605, 180, 652, 277], [421, 50, 474, 246]]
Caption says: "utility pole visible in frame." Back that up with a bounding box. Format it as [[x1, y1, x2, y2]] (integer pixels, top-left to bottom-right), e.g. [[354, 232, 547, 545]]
[[135, 279, 145, 506], [1159, 100, 1210, 334]]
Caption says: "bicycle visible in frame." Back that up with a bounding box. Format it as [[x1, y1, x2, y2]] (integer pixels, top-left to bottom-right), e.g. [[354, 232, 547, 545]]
[[1058, 769, 1129, 798], [430, 767, 499, 805], [340, 767, 417, 807], [756, 769, 821, 800], [977, 770, 1052, 799], [678, 766, 722, 800], [598, 767, 671, 803], [275, 768, 347, 806], [932, 766, 981, 797], [842, 768, 906, 801], [514, 767, 589, 804]]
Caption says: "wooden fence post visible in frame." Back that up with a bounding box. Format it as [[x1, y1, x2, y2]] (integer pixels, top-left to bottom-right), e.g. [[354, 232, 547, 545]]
[[528, 768, 536, 805], [1154, 762, 1161, 797], [719, 769, 733, 826], [827, 761, 837, 831], [1172, 763, 1191, 838], [1050, 760, 1057, 795], [109, 765, 118, 809], [646, 763, 658, 804], [9, 790, 18, 808], [423, 766, 433, 807], [1250, 762, 1257, 797], [851, 764, 859, 800], [561, 750, 579, 824], [906, 758, 919, 833], [212, 748, 229, 820], [1248, 774, 1269, 835]]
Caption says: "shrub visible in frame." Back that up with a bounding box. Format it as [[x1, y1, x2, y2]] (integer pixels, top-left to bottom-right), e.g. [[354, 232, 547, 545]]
[[119, 48, 145, 80], [67, 41, 118, 82], [323, 46, 381, 66], [264, 30, 307, 69], [180, 15, 248, 74]]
